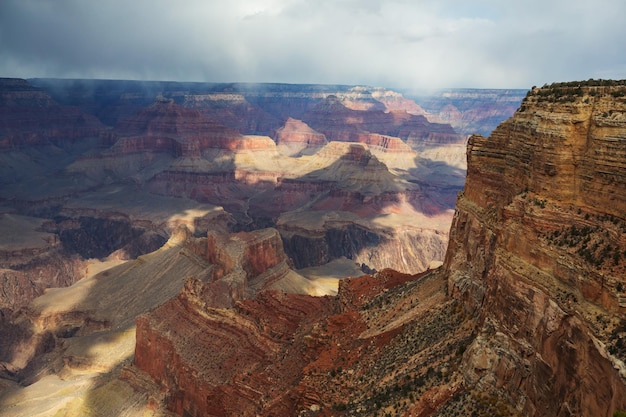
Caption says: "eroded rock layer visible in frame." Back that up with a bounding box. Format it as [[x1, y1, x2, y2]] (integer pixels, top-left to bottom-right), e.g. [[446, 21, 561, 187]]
[[134, 266, 474, 417], [445, 82, 626, 416], [0, 78, 104, 150]]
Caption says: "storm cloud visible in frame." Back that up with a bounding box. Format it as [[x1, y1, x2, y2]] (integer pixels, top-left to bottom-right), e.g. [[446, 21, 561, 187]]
[[1, 0, 625, 88]]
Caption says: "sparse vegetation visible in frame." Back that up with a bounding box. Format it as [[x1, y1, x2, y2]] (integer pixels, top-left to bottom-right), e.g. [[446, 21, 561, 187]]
[[432, 390, 523, 417], [544, 214, 625, 272], [608, 319, 626, 360], [531, 197, 546, 208], [521, 79, 626, 105], [326, 273, 477, 416]]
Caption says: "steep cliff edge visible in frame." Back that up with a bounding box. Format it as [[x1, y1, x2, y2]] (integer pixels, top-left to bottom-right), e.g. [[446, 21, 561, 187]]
[[445, 81, 626, 416]]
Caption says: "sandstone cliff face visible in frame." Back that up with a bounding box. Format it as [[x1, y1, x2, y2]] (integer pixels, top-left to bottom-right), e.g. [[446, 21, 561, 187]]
[[445, 83, 626, 416]]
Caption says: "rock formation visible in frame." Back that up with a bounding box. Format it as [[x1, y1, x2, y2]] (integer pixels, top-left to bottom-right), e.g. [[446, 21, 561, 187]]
[[131, 81, 626, 417], [300, 95, 463, 147], [113, 98, 244, 155], [445, 81, 626, 416], [274, 117, 328, 156], [0, 214, 86, 314], [134, 263, 471, 417]]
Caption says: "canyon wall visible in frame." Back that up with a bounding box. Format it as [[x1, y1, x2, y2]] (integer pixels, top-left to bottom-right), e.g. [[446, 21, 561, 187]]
[[0, 78, 104, 150], [445, 82, 626, 416]]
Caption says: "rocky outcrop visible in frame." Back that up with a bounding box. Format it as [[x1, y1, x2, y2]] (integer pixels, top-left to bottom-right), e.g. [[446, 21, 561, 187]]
[[0, 214, 86, 314], [182, 92, 281, 135], [0, 252, 85, 315], [111, 99, 244, 156], [445, 82, 626, 416], [274, 117, 327, 156], [134, 288, 334, 417], [199, 228, 305, 308], [278, 213, 448, 273]]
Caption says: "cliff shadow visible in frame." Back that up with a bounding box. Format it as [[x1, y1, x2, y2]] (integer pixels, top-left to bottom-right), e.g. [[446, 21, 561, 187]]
[[406, 153, 467, 215], [267, 144, 458, 271]]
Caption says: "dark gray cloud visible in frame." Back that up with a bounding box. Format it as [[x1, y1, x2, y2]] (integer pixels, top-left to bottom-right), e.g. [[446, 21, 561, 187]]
[[1, 0, 625, 88]]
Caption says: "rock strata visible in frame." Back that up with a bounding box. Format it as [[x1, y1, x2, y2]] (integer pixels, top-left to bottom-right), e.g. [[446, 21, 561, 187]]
[[274, 117, 328, 156], [445, 82, 626, 416], [0, 78, 104, 150], [134, 265, 471, 417], [407, 88, 527, 136]]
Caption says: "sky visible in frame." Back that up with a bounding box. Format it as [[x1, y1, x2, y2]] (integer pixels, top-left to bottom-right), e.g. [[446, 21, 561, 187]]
[[1, 0, 625, 89]]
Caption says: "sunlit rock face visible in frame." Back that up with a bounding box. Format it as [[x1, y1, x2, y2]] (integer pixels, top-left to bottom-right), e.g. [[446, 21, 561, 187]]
[[274, 117, 328, 156], [444, 82, 626, 416]]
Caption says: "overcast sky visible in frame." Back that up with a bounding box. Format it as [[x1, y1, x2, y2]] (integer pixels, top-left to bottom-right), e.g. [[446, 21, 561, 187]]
[[1, 0, 625, 89]]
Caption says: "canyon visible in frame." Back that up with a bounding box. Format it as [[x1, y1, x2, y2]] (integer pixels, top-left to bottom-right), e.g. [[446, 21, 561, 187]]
[[0, 78, 477, 315], [0, 77, 480, 416], [5, 78, 624, 417], [126, 81, 626, 416]]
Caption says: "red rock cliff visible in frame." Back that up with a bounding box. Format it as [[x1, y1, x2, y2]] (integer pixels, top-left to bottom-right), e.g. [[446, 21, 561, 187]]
[[445, 82, 626, 416]]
